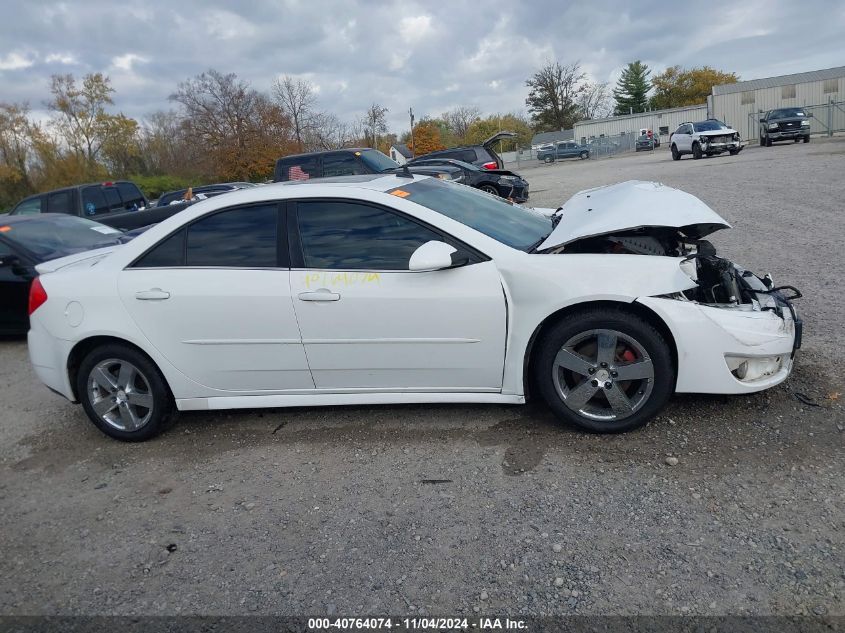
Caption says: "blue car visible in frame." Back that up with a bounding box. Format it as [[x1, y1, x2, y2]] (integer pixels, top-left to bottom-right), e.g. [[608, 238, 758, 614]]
[[537, 141, 590, 163]]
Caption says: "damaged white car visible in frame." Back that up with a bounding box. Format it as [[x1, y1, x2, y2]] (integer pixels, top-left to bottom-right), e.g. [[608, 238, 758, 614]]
[[27, 176, 801, 440]]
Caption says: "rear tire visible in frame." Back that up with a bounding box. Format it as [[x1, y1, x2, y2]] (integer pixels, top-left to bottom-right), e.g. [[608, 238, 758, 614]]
[[77, 343, 177, 441], [692, 142, 702, 159], [533, 308, 675, 434], [580, 151, 588, 159], [670, 145, 680, 161]]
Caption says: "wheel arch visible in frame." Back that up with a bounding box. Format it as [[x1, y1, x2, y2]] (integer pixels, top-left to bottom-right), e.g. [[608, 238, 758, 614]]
[[67, 335, 170, 402], [521, 299, 678, 400]]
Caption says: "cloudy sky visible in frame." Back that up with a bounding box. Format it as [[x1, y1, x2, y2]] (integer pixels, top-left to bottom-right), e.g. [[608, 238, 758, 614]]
[[1, 0, 843, 130]]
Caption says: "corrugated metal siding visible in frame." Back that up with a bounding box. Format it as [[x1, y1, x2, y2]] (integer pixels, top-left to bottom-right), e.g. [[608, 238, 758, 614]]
[[713, 66, 845, 95], [574, 105, 707, 143], [712, 76, 844, 141]]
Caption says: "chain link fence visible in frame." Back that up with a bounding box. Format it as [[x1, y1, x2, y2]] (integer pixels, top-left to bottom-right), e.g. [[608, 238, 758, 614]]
[[746, 99, 845, 143]]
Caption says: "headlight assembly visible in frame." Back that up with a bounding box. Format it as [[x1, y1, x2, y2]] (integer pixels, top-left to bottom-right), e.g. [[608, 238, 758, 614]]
[[801, 120, 810, 126], [768, 123, 779, 130]]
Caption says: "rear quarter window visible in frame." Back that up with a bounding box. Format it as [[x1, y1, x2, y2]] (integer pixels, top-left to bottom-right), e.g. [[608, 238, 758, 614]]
[[48, 190, 74, 214], [13, 197, 45, 215], [116, 182, 145, 209]]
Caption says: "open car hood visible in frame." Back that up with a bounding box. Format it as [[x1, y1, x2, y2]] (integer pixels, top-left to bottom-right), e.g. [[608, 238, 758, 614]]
[[537, 180, 731, 251]]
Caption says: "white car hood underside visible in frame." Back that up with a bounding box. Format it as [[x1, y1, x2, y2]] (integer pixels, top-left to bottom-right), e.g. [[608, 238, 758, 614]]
[[538, 180, 731, 251]]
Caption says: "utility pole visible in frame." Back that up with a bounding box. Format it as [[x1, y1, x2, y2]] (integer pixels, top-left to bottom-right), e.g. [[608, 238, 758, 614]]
[[409, 107, 415, 158]]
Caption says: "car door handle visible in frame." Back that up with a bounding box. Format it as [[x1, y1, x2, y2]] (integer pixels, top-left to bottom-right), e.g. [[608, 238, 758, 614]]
[[298, 289, 340, 302], [135, 288, 171, 301]]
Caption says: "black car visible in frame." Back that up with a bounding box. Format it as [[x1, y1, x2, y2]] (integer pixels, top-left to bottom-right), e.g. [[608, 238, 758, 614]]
[[0, 214, 140, 334], [406, 157, 529, 202], [274, 149, 461, 183], [415, 132, 517, 169], [155, 182, 258, 207], [9, 180, 190, 230], [759, 108, 811, 146], [635, 135, 655, 151]]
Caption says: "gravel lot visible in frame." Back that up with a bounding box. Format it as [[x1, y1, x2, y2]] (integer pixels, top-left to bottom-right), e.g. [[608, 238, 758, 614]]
[[1, 139, 843, 619]]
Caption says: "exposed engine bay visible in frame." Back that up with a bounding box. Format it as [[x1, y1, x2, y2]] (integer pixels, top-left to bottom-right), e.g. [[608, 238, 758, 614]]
[[547, 226, 802, 320]]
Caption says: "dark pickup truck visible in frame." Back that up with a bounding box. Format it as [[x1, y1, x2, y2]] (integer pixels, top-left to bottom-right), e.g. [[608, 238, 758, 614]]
[[759, 108, 811, 146], [8, 181, 190, 230]]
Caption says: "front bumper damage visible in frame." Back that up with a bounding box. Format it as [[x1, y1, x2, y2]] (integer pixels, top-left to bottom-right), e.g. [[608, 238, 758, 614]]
[[700, 137, 744, 154], [639, 283, 801, 394]]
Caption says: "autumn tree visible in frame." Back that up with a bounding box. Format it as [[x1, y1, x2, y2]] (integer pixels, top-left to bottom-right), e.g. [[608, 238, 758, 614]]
[[465, 114, 532, 151], [613, 61, 651, 115], [650, 66, 739, 110], [0, 102, 37, 207], [170, 69, 293, 180], [409, 119, 445, 156], [525, 61, 587, 131], [47, 73, 116, 163]]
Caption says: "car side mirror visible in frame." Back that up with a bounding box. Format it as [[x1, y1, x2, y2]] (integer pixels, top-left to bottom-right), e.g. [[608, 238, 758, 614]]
[[759, 118, 766, 123], [409, 240, 457, 271]]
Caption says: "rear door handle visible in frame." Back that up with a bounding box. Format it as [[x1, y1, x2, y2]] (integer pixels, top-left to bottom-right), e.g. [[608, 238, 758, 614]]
[[135, 288, 171, 301], [298, 289, 340, 302]]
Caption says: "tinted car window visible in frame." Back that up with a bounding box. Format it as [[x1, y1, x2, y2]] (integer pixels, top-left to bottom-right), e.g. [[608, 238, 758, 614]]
[[186, 204, 278, 268], [48, 190, 73, 214], [387, 178, 550, 251], [275, 156, 319, 181], [296, 200, 441, 270], [102, 187, 121, 210], [693, 121, 728, 132], [156, 190, 187, 206], [13, 197, 44, 215], [81, 186, 110, 215], [134, 230, 186, 268], [323, 153, 362, 177], [116, 182, 145, 209], [358, 150, 400, 173], [1, 216, 122, 260], [771, 108, 806, 118]]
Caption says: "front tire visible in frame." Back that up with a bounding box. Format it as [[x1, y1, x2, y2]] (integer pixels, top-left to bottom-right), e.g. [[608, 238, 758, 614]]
[[533, 308, 675, 433], [77, 343, 177, 441], [544, 156, 553, 164], [692, 142, 702, 159], [765, 134, 772, 147], [803, 135, 810, 143], [670, 144, 680, 161], [479, 184, 500, 196]]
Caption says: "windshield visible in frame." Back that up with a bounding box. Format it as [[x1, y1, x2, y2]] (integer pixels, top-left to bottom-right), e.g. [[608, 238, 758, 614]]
[[2, 216, 123, 260], [360, 150, 401, 173], [693, 120, 729, 132], [771, 108, 807, 118], [387, 179, 550, 251]]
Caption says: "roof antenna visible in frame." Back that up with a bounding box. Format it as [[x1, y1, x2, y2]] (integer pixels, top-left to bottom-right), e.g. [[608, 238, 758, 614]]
[[397, 164, 414, 178]]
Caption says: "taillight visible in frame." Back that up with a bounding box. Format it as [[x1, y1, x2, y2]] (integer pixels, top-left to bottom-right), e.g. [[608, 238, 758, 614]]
[[28, 277, 48, 315], [481, 161, 497, 170]]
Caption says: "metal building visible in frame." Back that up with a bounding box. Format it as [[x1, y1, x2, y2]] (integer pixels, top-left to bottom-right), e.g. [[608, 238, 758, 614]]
[[573, 104, 707, 145], [709, 66, 845, 142]]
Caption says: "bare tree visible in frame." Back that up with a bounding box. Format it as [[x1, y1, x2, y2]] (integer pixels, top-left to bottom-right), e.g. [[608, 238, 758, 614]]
[[577, 82, 612, 120], [442, 106, 480, 142], [363, 103, 389, 148], [272, 75, 317, 152], [305, 112, 356, 150]]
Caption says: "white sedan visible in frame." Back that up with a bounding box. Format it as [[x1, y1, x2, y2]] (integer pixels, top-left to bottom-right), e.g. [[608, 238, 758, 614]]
[[26, 176, 801, 441]]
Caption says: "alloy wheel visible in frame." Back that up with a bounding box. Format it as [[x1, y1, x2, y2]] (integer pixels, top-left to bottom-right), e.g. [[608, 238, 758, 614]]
[[87, 359, 154, 431], [551, 329, 655, 422]]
